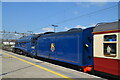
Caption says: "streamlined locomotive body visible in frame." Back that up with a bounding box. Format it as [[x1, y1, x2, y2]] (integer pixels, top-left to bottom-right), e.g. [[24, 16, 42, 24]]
[[13, 34, 40, 56]]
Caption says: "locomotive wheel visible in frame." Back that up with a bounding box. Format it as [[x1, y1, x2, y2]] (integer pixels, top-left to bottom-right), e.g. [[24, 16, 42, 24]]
[[79, 68, 84, 72], [16, 49, 19, 54], [88, 68, 95, 74], [22, 51, 27, 56], [24, 52, 28, 56], [30, 54, 35, 58], [16, 49, 23, 55], [34, 56, 38, 59], [12, 49, 16, 53], [19, 50, 23, 55]]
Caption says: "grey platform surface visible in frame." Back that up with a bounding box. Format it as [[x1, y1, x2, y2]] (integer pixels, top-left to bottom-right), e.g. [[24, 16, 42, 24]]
[[1, 50, 104, 80]]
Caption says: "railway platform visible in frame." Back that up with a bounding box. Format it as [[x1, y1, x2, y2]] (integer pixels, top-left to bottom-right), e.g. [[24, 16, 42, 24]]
[[0, 50, 104, 80]]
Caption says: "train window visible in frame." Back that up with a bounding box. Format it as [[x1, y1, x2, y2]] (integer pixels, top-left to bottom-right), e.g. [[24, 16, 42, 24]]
[[103, 34, 117, 57], [104, 43, 116, 57], [104, 35, 116, 41]]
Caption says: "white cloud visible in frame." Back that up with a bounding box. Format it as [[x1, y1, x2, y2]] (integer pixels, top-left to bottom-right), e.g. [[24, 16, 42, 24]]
[[74, 11, 79, 15], [75, 1, 109, 8], [75, 25, 87, 29], [89, 0, 107, 2], [64, 25, 87, 31], [90, 24, 96, 26], [42, 27, 54, 32], [34, 32, 42, 34], [89, 0, 117, 2], [87, 24, 96, 27], [14, 34, 19, 36], [75, 2, 82, 5], [64, 27, 70, 30], [75, 2, 90, 8], [90, 2, 108, 6], [2, 0, 119, 2]]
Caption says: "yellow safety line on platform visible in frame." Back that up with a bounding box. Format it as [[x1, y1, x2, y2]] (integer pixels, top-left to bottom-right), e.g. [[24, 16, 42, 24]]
[[1, 51, 73, 80]]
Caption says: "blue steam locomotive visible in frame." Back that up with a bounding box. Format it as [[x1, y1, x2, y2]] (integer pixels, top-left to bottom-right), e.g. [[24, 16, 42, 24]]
[[13, 21, 120, 79], [14, 27, 94, 71]]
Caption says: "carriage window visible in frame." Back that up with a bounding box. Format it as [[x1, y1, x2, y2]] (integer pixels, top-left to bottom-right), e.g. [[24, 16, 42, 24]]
[[104, 35, 116, 41], [103, 35, 117, 57], [104, 43, 116, 57]]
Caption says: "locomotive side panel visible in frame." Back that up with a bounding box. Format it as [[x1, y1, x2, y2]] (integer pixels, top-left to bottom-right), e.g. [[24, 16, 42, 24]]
[[36, 33, 82, 66], [55, 33, 82, 65], [36, 27, 94, 67], [36, 36, 55, 59]]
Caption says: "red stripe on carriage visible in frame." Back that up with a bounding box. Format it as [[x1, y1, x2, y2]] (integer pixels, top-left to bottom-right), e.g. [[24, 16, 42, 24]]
[[92, 29, 120, 34], [94, 57, 120, 76]]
